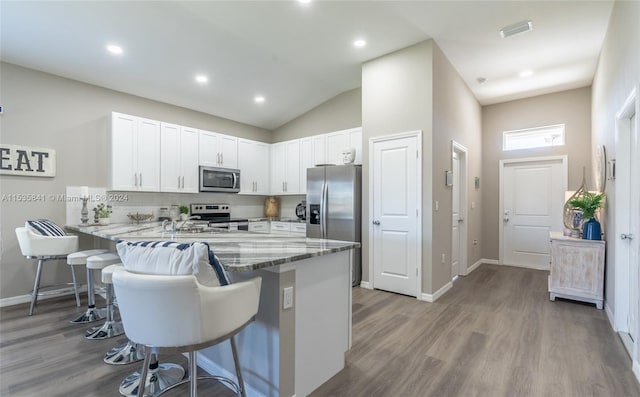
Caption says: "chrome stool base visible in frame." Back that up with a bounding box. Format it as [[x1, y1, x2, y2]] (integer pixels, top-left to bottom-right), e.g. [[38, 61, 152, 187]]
[[119, 362, 185, 397], [69, 306, 106, 324], [85, 320, 124, 340], [104, 341, 145, 365]]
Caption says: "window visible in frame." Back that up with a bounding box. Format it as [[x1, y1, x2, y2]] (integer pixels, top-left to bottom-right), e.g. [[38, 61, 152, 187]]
[[503, 124, 565, 151]]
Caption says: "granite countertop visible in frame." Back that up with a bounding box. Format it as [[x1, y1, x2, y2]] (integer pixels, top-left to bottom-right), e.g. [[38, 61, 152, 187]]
[[66, 223, 357, 272], [248, 218, 306, 223]]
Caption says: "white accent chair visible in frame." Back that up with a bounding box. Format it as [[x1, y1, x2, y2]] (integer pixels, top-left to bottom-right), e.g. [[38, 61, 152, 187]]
[[15, 226, 80, 315], [112, 267, 261, 397]]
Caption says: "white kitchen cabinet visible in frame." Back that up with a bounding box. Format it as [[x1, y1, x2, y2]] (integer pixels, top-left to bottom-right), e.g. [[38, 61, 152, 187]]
[[270, 221, 291, 234], [160, 123, 199, 193], [110, 112, 161, 192], [248, 221, 270, 233], [549, 232, 605, 309], [325, 127, 362, 165], [290, 223, 307, 236], [312, 135, 326, 166], [300, 138, 313, 193], [270, 140, 301, 195], [238, 138, 270, 195], [199, 130, 238, 169]]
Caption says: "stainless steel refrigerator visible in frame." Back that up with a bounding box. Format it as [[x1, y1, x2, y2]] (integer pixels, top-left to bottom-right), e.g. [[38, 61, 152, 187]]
[[306, 165, 362, 285]]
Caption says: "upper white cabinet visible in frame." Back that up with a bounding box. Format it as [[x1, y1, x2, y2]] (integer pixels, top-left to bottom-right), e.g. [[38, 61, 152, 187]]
[[199, 130, 238, 169], [300, 137, 313, 193], [160, 123, 199, 193], [312, 135, 326, 166], [110, 112, 161, 192], [270, 139, 301, 195], [238, 138, 270, 195], [325, 127, 362, 165]]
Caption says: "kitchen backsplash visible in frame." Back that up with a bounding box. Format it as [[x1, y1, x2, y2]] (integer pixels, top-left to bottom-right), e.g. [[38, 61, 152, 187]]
[[66, 186, 305, 225]]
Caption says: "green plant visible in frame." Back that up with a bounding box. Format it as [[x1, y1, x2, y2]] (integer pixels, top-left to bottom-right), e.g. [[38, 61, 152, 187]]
[[568, 192, 605, 220], [93, 203, 112, 218], [179, 205, 189, 215]]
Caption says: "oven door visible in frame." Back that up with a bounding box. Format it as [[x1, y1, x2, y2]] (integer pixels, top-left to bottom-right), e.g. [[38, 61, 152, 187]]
[[199, 167, 240, 192]]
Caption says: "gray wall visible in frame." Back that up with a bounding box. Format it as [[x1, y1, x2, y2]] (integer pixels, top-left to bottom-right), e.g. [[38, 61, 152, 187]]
[[272, 88, 361, 142], [362, 40, 435, 292], [481, 87, 593, 261], [591, 0, 640, 347], [0, 62, 271, 300], [432, 42, 483, 290]]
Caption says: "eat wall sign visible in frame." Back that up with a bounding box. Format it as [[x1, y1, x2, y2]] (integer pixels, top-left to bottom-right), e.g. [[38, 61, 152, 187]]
[[0, 144, 56, 177]]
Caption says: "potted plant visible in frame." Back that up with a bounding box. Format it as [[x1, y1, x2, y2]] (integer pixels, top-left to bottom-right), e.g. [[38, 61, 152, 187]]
[[179, 205, 189, 221], [568, 192, 605, 240], [93, 203, 112, 225]]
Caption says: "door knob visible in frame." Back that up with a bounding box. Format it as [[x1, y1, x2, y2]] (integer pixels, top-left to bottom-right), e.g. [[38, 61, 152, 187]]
[[503, 210, 510, 223], [621, 233, 634, 240], [373, 220, 380, 225]]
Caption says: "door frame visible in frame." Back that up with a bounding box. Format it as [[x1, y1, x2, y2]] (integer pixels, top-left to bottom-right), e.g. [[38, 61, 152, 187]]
[[368, 130, 422, 298], [451, 141, 468, 277], [499, 155, 568, 266], [613, 84, 639, 359]]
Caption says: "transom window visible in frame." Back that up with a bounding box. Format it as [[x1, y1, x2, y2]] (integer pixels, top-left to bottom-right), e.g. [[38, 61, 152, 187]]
[[503, 124, 565, 151]]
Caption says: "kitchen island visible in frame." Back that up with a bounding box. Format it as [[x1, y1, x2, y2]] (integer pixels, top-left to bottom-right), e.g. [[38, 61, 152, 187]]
[[67, 223, 358, 397]]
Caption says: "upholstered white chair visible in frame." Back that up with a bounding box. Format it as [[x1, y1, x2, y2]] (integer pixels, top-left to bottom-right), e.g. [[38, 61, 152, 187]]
[[113, 241, 261, 397], [16, 222, 81, 315]]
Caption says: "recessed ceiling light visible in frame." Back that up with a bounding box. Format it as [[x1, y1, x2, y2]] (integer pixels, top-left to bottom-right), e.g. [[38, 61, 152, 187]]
[[254, 95, 265, 103], [500, 20, 533, 38], [298, 0, 312, 3], [353, 39, 367, 48], [519, 69, 534, 78], [195, 75, 208, 84], [106, 44, 123, 55]]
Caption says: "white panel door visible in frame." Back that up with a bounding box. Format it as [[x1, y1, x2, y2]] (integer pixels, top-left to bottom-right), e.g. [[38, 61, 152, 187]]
[[452, 153, 461, 277], [629, 112, 638, 344], [136, 117, 161, 192], [503, 159, 565, 270], [372, 135, 419, 296]]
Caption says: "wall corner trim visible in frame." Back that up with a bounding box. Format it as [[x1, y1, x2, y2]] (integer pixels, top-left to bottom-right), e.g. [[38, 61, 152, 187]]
[[419, 281, 452, 302], [604, 301, 616, 330], [482, 258, 500, 265], [465, 259, 483, 275], [359, 281, 372, 290]]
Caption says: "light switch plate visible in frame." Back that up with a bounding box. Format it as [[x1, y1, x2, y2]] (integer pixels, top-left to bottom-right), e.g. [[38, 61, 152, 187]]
[[283, 286, 293, 310]]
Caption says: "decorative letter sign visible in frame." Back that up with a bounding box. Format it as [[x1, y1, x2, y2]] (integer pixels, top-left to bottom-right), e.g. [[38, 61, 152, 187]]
[[0, 144, 56, 177]]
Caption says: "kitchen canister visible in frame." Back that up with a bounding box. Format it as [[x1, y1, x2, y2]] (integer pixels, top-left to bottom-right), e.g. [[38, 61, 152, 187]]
[[264, 196, 280, 219]]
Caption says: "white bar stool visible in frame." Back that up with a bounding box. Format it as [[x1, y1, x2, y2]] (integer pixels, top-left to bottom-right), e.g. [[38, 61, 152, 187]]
[[85, 261, 125, 340], [70, 252, 119, 324], [66, 249, 108, 310], [15, 225, 79, 316]]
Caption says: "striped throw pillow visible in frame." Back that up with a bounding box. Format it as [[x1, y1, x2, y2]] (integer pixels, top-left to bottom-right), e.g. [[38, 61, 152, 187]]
[[116, 240, 230, 287], [26, 219, 67, 237]]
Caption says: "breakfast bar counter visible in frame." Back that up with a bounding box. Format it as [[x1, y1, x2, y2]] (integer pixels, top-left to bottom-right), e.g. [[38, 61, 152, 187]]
[[67, 223, 357, 397]]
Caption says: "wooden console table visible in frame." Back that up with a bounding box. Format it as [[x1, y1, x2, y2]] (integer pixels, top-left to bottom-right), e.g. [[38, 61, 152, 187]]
[[549, 232, 605, 309]]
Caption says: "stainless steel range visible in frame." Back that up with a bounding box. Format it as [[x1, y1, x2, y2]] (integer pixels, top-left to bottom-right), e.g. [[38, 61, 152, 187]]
[[190, 203, 249, 231]]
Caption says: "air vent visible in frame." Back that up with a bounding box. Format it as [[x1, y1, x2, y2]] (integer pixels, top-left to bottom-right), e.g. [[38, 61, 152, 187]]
[[500, 20, 533, 38]]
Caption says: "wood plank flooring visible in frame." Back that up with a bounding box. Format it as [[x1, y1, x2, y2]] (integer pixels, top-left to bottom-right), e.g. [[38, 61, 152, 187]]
[[1, 264, 638, 396], [312, 264, 640, 397]]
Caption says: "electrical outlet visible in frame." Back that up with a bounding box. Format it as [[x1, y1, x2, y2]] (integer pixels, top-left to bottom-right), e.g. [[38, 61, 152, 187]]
[[435, 201, 439, 211], [441, 253, 446, 263], [283, 286, 293, 310]]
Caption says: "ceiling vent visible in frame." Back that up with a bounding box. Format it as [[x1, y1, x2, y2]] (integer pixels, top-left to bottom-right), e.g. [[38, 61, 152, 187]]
[[500, 20, 533, 38]]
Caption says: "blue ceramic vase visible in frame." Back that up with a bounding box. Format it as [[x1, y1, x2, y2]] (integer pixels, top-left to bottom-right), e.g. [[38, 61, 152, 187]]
[[582, 217, 602, 240]]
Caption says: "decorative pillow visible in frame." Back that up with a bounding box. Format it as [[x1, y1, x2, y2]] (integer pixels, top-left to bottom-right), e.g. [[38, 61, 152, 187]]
[[115, 241, 229, 287], [26, 219, 66, 237]]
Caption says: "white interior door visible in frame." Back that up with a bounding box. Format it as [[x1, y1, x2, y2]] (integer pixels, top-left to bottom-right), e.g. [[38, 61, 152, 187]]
[[628, 112, 638, 344], [502, 158, 566, 270], [371, 134, 420, 297], [452, 153, 461, 278]]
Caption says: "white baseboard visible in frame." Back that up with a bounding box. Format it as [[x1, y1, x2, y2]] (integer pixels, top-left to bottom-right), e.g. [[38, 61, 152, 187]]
[[419, 281, 452, 303], [464, 259, 483, 275], [359, 281, 372, 289], [634, 359, 640, 385], [196, 352, 265, 397], [0, 286, 87, 308], [482, 258, 499, 265], [604, 301, 615, 330]]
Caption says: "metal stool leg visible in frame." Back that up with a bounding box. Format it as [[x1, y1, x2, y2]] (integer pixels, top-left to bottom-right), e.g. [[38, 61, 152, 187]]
[[85, 284, 124, 339], [119, 351, 185, 397], [70, 267, 105, 323], [69, 264, 81, 308], [230, 336, 246, 397], [29, 258, 45, 316]]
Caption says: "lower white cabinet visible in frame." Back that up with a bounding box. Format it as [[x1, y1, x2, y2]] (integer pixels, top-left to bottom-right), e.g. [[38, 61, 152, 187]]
[[290, 223, 307, 236], [549, 232, 605, 309], [248, 221, 269, 233], [270, 221, 291, 235]]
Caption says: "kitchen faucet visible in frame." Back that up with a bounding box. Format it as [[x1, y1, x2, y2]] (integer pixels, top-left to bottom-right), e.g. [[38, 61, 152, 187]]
[[180, 215, 201, 230], [162, 219, 178, 238]]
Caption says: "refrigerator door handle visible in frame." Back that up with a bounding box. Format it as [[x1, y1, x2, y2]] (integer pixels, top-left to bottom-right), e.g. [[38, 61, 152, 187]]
[[320, 182, 327, 239]]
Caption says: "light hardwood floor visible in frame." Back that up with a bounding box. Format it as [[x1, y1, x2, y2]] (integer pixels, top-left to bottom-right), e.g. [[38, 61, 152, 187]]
[[1, 264, 638, 396]]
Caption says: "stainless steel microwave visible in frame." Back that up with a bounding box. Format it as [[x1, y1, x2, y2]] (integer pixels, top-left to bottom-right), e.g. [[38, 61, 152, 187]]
[[199, 166, 241, 193]]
